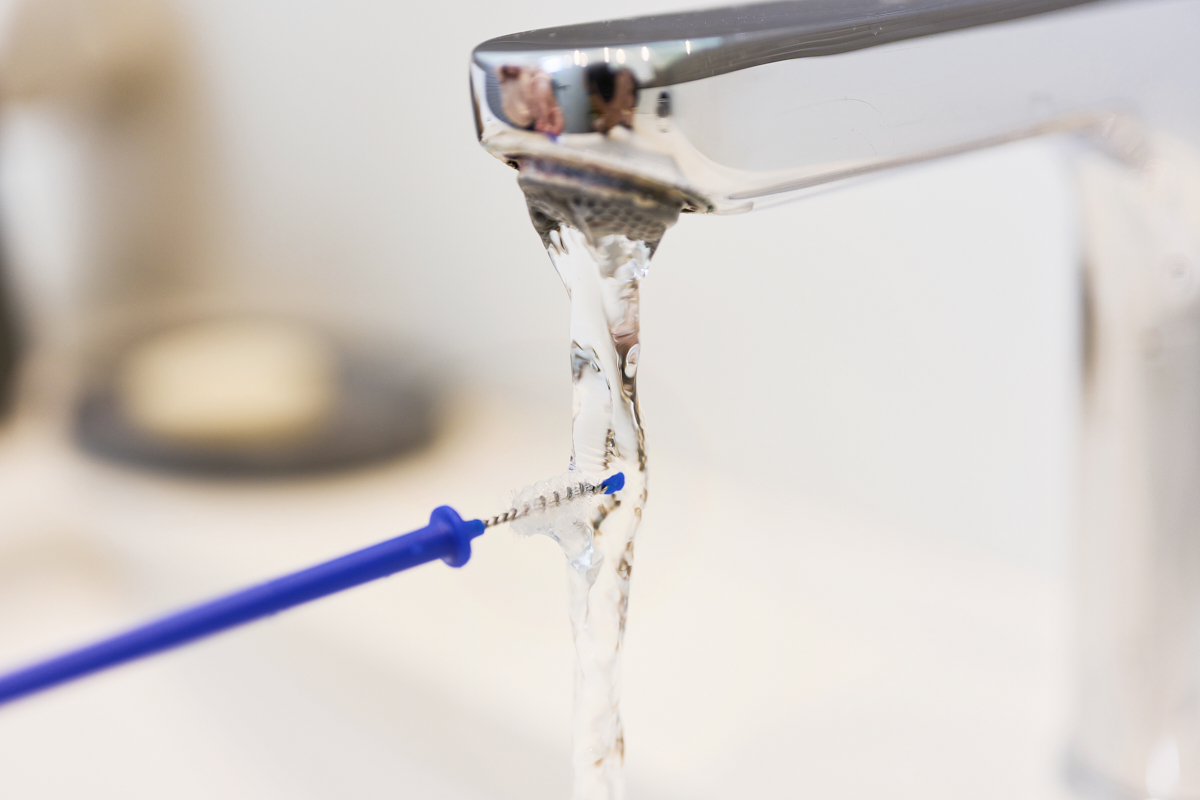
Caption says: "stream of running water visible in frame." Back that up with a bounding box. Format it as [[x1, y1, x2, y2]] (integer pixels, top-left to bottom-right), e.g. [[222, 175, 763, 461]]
[[541, 221, 649, 800]]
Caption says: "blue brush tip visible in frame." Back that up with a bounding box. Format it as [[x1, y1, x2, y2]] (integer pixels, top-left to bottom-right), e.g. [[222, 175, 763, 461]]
[[600, 472, 625, 494]]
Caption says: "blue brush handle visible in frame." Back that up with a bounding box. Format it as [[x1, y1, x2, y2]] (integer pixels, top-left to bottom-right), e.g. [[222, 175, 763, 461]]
[[0, 506, 484, 708]]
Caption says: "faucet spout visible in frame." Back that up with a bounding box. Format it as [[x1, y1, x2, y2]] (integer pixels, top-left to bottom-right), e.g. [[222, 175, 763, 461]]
[[472, 0, 1200, 213]]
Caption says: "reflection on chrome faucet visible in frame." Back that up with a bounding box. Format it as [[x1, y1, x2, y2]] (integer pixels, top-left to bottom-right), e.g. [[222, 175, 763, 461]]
[[471, 1, 1200, 798], [497, 66, 565, 135], [585, 66, 637, 134]]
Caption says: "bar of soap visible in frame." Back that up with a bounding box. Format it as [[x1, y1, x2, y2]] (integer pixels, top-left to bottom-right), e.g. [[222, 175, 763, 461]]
[[115, 319, 337, 447]]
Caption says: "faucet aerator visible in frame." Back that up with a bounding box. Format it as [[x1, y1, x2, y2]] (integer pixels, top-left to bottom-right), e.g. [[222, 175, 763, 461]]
[[516, 157, 691, 254]]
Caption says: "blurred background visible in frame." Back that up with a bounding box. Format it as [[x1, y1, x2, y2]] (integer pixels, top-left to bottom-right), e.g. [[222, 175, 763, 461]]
[[0, 0, 1081, 798]]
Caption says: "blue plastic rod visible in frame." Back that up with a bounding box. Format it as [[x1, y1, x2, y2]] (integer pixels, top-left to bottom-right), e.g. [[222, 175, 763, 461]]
[[0, 506, 484, 708]]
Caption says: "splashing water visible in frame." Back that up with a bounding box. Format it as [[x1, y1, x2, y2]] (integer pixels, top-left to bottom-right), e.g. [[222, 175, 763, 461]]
[[507, 471, 612, 570]]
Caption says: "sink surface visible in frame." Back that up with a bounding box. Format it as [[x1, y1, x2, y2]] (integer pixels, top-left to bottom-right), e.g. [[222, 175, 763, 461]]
[[0, 381, 1072, 799]]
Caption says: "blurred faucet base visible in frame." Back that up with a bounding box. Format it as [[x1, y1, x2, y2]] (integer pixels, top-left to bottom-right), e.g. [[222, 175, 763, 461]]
[[1070, 136, 1200, 800], [1066, 752, 1169, 800], [0, 257, 18, 422]]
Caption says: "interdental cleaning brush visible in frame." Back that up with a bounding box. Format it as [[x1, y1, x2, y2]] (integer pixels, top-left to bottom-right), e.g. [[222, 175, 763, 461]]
[[0, 471, 625, 707]]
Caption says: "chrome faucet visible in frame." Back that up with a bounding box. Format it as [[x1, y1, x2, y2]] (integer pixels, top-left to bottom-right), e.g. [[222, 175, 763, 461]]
[[471, 2, 1200, 798]]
